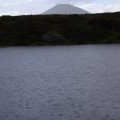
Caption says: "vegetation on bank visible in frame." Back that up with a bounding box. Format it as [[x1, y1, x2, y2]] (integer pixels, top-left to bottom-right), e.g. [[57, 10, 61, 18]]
[[0, 12, 120, 46]]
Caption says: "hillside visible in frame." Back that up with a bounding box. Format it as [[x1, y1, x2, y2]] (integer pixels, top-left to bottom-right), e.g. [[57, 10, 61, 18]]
[[0, 12, 120, 46]]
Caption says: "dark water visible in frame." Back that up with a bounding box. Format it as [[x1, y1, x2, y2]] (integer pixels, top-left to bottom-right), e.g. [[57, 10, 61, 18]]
[[0, 45, 120, 120]]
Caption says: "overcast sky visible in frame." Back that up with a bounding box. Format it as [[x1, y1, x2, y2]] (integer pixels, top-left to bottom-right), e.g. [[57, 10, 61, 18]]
[[0, 0, 120, 15]]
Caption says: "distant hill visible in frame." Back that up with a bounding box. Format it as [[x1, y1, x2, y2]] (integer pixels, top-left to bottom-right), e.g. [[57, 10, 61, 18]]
[[42, 4, 89, 15]]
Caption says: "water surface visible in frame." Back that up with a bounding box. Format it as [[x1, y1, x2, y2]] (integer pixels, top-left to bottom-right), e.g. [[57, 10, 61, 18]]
[[0, 45, 120, 120]]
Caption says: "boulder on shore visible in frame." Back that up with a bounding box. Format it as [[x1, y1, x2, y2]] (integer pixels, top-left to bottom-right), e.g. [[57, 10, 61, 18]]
[[42, 31, 65, 42]]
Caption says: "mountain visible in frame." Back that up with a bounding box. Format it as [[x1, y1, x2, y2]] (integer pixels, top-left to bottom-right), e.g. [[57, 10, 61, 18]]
[[42, 4, 89, 15]]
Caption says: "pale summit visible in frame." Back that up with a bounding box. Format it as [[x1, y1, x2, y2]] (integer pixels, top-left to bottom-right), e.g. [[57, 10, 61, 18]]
[[42, 4, 89, 15]]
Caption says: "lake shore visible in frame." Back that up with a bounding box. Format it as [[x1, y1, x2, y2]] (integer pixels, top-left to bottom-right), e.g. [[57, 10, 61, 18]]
[[0, 12, 120, 46]]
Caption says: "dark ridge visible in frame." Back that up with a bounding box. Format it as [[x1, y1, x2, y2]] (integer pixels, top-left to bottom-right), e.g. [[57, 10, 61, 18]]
[[0, 12, 120, 46]]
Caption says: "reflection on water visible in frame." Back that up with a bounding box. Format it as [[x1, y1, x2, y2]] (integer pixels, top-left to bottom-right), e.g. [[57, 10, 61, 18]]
[[0, 45, 120, 120]]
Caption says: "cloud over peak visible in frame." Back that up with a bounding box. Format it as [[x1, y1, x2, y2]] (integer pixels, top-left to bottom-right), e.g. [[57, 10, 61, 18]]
[[0, 0, 120, 15]]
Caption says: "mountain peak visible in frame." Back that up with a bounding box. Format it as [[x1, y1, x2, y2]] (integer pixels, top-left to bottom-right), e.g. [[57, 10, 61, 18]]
[[42, 4, 89, 15]]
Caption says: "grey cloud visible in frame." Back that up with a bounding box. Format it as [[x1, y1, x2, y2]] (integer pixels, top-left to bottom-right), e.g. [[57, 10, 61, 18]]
[[0, 0, 119, 15], [46, 0, 94, 4]]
